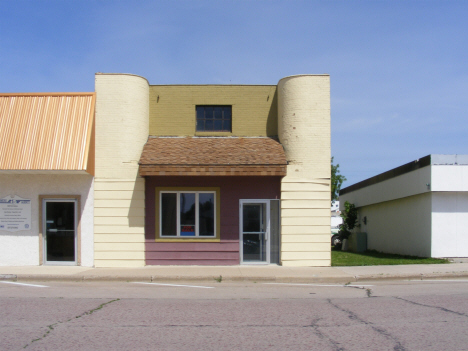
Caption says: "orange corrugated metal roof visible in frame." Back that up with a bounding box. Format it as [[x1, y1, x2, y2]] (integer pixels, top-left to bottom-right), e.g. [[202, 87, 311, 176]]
[[0, 93, 95, 172]]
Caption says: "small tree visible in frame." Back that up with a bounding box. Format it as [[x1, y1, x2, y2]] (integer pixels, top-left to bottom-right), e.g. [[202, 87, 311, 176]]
[[331, 157, 346, 205], [338, 201, 358, 240]]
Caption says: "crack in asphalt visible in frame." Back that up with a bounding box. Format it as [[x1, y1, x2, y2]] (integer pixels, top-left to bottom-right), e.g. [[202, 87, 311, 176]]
[[343, 285, 374, 297], [394, 296, 468, 318], [327, 299, 407, 351], [305, 317, 346, 351], [23, 298, 120, 349], [160, 324, 319, 328]]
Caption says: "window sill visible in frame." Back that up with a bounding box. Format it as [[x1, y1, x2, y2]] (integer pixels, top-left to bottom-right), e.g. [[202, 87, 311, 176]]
[[155, 238, 220, 243], [195, 131, 233, 137]]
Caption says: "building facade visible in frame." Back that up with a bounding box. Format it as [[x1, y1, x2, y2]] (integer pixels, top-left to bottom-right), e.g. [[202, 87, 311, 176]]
[[0, 93, 95, 266], [339, 155, 468, 258], [0, 73, 331, 267], [94, 73, 331, 267]]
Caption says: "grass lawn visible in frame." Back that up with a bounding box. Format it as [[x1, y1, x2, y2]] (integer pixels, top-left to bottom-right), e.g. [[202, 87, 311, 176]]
[[331, 249, 450, 266]]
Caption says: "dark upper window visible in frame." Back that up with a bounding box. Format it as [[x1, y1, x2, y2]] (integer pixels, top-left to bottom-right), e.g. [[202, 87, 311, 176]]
[[196, 106, 232, 132]]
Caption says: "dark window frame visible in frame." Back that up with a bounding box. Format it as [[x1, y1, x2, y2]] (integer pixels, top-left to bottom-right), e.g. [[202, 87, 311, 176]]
[[196, 105, 232, 132]]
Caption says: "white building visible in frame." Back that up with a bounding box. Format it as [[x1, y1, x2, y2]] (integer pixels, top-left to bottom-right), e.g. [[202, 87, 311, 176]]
[[0, 93, 95, 266], [331, 201, 342, 234], [339, 155, 468, 258]]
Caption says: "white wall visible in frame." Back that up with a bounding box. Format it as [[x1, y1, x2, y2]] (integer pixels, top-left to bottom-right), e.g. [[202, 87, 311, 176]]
[[341, 161, 468, 258], [331, 215, 342, 229], [357, 193, 432, 257], [340, 162, 468, 210], [432, 165, 468, 191], [0, 174, 94, 266], [432, 192, 468, 257], [340, 166, 431, 209]]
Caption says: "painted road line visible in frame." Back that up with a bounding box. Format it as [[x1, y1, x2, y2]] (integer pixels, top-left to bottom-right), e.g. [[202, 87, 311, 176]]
[[0, 281, 48, 288], [347, 284, 375, 287], [264, 283, 374, 287], [409, 279, 468, 282], [133, 282, 214, 289]]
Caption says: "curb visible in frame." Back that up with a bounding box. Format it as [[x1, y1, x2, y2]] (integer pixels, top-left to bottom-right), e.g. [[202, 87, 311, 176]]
[[0, 274, 17, 281], [3, 272, 468, 284], [3, 274, 354, 284], [355, 271, 468, 282]]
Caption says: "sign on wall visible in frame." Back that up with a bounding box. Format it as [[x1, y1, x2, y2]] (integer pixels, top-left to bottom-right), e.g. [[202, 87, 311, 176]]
[[0, 195, 31, 232]]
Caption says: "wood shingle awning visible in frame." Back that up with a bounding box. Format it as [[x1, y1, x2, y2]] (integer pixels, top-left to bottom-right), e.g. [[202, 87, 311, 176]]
[[139, 137, 287, 176]]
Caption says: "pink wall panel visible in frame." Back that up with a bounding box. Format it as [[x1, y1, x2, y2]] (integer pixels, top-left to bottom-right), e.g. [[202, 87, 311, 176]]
[[147, 259, 240, 266], [146, 240, 239, 252], [147, 251, 239, 260], [144, 176, 281, 265]]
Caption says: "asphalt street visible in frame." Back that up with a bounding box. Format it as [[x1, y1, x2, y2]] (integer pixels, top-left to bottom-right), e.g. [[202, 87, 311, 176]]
[[1, 279, 468, 350]]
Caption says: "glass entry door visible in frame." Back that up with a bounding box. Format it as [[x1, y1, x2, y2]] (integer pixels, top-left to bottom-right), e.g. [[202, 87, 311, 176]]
[[240, 200, 269, 264], [43, 199, 77, 265]]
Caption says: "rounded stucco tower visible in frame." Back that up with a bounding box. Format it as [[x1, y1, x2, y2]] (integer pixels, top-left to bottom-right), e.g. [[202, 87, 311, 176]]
[[277, 75, 331, 267], [95, 73, 149, 180], [94, 73, 149, 268]]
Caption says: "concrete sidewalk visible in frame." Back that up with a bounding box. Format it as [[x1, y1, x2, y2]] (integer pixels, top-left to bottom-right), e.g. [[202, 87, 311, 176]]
[[1, 262, 468, 284]]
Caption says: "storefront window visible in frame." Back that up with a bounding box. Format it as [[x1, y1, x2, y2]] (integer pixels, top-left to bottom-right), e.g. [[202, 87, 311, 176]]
[[160, 191, 215, 238]]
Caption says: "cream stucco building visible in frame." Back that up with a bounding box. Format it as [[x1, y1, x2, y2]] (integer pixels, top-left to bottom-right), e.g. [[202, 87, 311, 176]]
[[0, 73, 331, 267]]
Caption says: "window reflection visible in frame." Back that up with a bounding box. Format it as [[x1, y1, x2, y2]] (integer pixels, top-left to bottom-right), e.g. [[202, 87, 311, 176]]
[[161, 193, 177, 236], [199, 193, 214, 236], [180, 193, 195, 236], [160, 191, 216, 237]]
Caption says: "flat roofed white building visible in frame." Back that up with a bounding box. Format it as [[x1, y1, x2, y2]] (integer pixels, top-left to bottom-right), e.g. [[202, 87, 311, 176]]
[[339, 155, 468, 258]]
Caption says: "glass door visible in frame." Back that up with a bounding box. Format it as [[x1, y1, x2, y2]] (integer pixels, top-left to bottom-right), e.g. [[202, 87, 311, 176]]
[[43, 199, 77, 265], [240, 200, 269, 264]]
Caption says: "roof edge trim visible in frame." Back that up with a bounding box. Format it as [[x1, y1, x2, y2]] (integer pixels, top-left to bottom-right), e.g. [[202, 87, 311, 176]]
[[340, 155, 431, 196], [95, 73, 150, 85], [0, 92, 95, 96]]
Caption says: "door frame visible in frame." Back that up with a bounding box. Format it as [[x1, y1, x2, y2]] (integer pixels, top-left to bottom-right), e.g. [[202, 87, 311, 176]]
[[239, 199, 270, 265], [39, 195, 81, 266]]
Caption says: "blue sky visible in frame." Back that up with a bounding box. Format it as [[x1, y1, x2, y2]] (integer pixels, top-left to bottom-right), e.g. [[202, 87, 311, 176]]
[[1, 1, 467, 187]]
